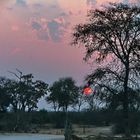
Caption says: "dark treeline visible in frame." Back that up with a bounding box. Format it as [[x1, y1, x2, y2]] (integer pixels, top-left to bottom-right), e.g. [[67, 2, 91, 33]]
[[0, 69, 140, 135], [0, 70, 107, 132], [0, 110, 140, 134], [0, 110, 122, 131]]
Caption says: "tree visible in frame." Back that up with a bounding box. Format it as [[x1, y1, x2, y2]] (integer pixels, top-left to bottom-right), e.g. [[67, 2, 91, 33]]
[[47, 77, 79, 112], [47, 90, 60, 112], [8, 70, 48, 112], [74, 87, 86, 112], [0, 77, 11, 112], [72, 3, 140, 136]]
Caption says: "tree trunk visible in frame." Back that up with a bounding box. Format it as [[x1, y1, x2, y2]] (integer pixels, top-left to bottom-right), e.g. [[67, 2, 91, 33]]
[[123, 63, 130, 137], [64, 111, 72, 140]]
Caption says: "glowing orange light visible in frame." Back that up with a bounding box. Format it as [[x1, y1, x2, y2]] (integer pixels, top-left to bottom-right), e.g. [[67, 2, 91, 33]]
[[83, 87, 93, 95]]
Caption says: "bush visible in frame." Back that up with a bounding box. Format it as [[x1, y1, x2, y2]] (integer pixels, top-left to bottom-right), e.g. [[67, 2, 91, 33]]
[[112, 112, 140, 135]]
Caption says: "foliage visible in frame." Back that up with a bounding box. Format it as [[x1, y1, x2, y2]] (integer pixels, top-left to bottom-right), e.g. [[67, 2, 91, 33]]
[[0, 77, 11, 112], [0, 110, 112, 132], [72, 3, 140, 136], [47, 77, 79, 112], [74, 86, 86, 112], [8, 70, 49, 112]]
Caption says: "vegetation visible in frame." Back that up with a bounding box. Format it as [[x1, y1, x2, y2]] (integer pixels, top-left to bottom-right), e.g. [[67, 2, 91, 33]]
[[0, 3, 140, 139], [46, 77, 79, 112], [72, 2, 140, 137]]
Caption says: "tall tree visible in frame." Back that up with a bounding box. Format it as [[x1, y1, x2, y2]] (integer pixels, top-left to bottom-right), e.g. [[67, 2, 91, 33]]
[[47, 77, 78, 112], [72, 3, 140, 136]]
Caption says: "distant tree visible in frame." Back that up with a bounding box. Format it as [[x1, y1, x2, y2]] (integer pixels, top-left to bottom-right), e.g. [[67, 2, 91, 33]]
[[84, 93, 102, 111], [8, 70, 48, 112], [47, 90, 60, 112], [6, 79, 19, 112], [72, 3, 140, 136], [47, 77, 79, 112], [0, 77, 11, 112], [74, 87, 86, 112]]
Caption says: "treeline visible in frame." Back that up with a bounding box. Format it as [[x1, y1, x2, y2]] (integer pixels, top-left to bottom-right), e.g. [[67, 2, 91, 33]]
[[0, 109, 111, 132], [0, 110, 140, 134], [0, 70, 105, 132], [0, 70, 101, 113], [0, 70, 48, 113], [0, 69, 140, 134], [0, 110, 121, 132]]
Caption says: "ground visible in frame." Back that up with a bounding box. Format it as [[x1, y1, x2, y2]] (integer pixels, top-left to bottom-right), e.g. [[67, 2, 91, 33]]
[[38, 124, 112, 136], [37, 125, 139, 140]]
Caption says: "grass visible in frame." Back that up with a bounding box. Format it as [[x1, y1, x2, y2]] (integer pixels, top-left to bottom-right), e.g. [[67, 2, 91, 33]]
[[80, 135, 140, 140]]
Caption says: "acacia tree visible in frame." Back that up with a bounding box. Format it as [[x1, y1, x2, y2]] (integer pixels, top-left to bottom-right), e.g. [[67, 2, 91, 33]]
[[47, 77, 78, 112], [72, 3, 140, 136], [8, 70, 48, 112]]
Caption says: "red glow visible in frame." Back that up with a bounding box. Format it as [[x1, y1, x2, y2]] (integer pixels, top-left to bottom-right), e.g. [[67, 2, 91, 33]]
[[83, 87, 93, 95]]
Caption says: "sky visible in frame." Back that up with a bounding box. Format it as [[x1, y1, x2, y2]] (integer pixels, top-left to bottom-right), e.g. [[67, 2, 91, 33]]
[[0, 0, 90, 85], [0, 0, 138, 109]]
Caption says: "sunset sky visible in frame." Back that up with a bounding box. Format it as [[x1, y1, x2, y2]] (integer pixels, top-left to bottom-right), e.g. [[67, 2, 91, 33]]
[[0, 0, 138, 108], [0, 0, 137, 83]]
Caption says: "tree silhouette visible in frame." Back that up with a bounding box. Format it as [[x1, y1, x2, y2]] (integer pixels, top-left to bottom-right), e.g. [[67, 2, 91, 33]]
[[0, 77, 11, 112], [47, 77, 78, 112], [8, 70, 48, 112], [72, 3, 140, 136]]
